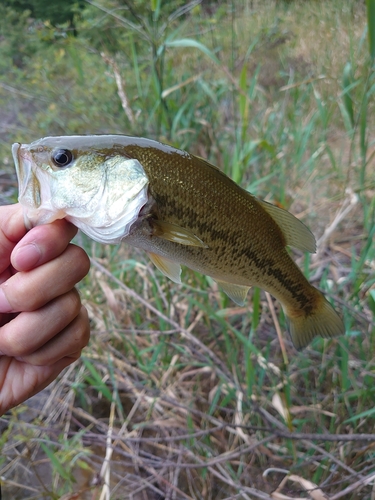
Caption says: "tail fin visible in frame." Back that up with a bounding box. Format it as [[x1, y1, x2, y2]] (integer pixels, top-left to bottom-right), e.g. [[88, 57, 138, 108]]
[[285, 293, 345, 350]]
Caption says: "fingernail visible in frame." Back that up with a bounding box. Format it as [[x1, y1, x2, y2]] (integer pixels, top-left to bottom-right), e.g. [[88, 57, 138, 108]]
[[13, 243, 42, 270], [0, 288, 12, 313]]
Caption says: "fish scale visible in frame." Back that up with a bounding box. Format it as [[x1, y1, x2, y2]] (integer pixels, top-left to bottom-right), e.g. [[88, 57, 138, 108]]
[[123, 145, 289, 272], [120, 144, 336, 325], [12, 134, 345, 350]]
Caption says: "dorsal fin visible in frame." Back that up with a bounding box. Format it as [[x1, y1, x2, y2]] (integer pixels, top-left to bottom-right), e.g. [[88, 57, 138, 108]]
[[259, 200, 316, 253]]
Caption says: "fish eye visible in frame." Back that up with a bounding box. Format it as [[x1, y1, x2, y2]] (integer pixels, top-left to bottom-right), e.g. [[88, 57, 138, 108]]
[[52, 149, 73, 168]]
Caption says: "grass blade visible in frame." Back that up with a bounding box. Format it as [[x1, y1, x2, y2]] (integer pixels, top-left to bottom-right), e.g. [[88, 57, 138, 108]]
[[165, 38, 221, 65], [367, 0, 375, 60], [342, 62, 355, 129]]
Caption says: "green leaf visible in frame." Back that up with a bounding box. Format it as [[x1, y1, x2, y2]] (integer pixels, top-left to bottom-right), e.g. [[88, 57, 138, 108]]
[[344, 406, 375, 424], [82, 358, 114, 401], [165, 38, 221, 65], [367, 0, 375, 60], [369, 289, 375, 316], [239, 62, 248, 123], [40, 443, 72, 481], [342, 62, 355, 129], [151, 0, 161, 21]]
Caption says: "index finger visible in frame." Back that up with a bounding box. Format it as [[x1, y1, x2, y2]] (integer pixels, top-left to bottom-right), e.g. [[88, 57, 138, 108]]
[[11, 219, 78, 271], [0, 204, 26, 274]]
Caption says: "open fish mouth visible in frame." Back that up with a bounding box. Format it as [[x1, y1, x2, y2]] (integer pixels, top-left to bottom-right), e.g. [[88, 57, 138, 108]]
[[12, 142, 66, 229], [12, 143, 31, 199], [12, 142, 41, 229]]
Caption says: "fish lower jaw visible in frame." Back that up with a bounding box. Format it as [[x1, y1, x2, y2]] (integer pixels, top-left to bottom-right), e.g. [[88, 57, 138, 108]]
[[24, 208, 68, 229]]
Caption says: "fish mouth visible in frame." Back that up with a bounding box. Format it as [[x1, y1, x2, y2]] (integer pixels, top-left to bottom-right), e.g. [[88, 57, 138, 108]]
[[12, 143, 41, 229], [12, 143, 25, 187], [12, 143, 33, 197]]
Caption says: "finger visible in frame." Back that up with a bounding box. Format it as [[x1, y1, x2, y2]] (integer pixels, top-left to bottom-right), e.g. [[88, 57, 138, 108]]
[[0, 353, 84, 415], [0, 244, 90, 313], [18, 306, 90, 366], [0, 204, 26, 274], [0, 289, 86, 357], [11, 219, 78, 272]]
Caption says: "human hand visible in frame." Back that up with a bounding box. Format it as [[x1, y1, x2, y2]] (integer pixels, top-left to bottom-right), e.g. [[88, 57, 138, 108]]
[[0, 204, 90, 415]]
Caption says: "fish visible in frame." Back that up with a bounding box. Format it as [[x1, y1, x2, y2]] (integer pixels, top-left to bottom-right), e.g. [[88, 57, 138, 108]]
[[12, 135, 345, 350]]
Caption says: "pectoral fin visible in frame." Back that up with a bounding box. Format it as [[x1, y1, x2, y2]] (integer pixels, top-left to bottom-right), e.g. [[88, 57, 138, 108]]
[[148, 252, 182, 284], [152, 220, 208, 248], [216, 280, 251, 306]]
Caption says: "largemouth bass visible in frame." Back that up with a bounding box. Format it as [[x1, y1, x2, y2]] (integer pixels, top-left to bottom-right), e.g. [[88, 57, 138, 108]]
[[12, 135, 345, 349]]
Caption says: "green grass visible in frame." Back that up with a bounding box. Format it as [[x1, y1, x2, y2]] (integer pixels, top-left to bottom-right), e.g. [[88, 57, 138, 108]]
[[1, 0, 375, 498]]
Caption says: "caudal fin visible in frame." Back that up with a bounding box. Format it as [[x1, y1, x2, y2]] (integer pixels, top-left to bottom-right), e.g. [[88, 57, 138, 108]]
[[285, 293, 345, 350]]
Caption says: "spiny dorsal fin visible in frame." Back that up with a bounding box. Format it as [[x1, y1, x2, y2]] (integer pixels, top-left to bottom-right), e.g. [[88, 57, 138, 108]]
[[259, 200, 316, 253], [195, 155, 223, 172], [215, 280, 251, 306]]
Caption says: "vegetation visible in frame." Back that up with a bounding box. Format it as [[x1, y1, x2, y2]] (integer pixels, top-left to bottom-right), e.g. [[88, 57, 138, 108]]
[[0, 0, 375, 498]]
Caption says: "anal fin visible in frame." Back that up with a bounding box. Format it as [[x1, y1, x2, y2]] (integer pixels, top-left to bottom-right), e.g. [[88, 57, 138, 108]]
[[216, 280, 251, 306], [148, 252, 182, 284]]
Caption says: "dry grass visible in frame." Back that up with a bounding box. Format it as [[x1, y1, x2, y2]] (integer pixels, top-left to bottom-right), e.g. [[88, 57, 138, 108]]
[[2, 230, 375, 499], [1, 0, 375, 499]]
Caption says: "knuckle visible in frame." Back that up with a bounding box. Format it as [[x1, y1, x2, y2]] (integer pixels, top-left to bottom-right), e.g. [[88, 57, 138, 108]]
[[64, 245, 90, 280], [4, 272, 50, 312], [77, 308, 91, 348], [66, 305, 90, 351], [67, 350, 83, 363], [64, 288, 82, 316], [4, 274, 36, 312], [2, 329, 30, 357]]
